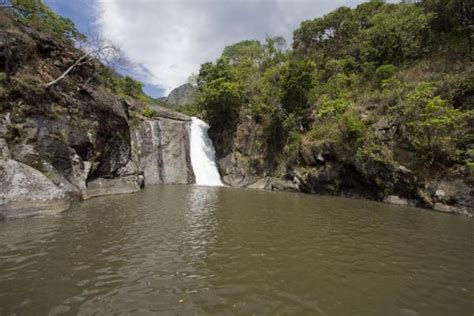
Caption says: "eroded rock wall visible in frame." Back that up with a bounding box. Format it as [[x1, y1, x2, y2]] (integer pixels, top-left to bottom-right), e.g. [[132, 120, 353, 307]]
[[0, 11, 200, 219], [131, 117, 195, 186]]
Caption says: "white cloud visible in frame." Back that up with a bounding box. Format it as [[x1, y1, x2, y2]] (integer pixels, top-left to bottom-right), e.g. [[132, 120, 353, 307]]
[[95, 0, 366, 95]]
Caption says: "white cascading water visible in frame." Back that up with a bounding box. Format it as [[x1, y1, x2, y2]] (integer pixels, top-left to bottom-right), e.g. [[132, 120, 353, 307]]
[[190, 117, 223, 186]]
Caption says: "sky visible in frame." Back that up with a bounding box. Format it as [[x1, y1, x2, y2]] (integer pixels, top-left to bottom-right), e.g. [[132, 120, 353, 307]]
[[44, 0, 377, 98]]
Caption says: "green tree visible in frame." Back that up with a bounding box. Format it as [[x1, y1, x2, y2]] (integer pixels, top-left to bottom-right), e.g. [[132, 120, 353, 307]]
[[280, 59, 315, 114], [401, 83, 472, 165], [12, 0, 85, 42], [359, 4, 433, 64], [421, 0, 474, 60], [196, 57, 242, 154]]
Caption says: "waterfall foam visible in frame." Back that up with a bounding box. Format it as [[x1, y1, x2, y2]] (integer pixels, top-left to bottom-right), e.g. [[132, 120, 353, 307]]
[[190, 117, 223, 186]]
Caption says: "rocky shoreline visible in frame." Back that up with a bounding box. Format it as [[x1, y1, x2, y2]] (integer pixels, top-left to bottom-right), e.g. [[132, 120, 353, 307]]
[[217, 159, 473, 217], [214, 114, 473, 217], [0, 105, 198, 219]]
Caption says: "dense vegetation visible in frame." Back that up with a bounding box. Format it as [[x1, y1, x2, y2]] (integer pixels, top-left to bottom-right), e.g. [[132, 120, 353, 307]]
[[9, 0, 85, 43], [190, 0, 473, 182]]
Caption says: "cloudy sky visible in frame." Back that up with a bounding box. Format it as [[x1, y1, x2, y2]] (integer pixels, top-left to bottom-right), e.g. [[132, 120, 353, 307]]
[[44, 0, 375, 97]]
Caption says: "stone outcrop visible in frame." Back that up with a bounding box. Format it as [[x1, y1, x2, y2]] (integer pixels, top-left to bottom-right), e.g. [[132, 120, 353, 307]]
[[84, 176, 142, 199], [215, 110, 473, 216], [0, 159, 70, 218], [131, 117, 195, 186], [0, 13, 197, 219]]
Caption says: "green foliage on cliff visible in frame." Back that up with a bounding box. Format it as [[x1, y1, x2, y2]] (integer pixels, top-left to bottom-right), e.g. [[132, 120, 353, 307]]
[[142, 107, 157, 118], [194, 0, 474, 175], [280, 59, 315, 114], [10, 0, 85, 43], [6, 1, 155, 111], [97, 68, 152, 103], [396, 82, 473, 166]]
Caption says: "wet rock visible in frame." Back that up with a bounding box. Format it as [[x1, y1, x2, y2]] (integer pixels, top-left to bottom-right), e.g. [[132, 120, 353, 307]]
[[0, 159, 70, 218], [223, 174, 256, 188], [218, 153, 240, 177], [384, 195, 409, 206], [246, 177, 271, 190], [84, 176, 141, 199], [429, 180, 473, 215], [433, 203, 463, 214], [269, 179, 300, 192], [222, 174, 243, 187], [417, 188, 434, 208], [218, 152, 259, 188]]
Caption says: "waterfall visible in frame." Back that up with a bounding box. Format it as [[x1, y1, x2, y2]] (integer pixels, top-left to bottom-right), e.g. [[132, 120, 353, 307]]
[[190, 117, 223, 186]]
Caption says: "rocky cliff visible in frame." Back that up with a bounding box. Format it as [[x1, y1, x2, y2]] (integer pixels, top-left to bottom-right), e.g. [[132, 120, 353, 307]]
[[165, 83, 195, 108], [0, 12, 195, 219], [216, 112, 474, 217]]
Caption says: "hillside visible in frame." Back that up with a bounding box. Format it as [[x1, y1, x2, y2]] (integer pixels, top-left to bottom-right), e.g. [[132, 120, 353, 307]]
[[189, 0, 474, 215], [0, 6, 196, 218], [166, 83, 196, 108]]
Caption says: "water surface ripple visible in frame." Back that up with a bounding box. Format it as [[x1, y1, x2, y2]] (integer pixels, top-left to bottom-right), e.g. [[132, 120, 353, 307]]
[[0, 186, 473, 315]]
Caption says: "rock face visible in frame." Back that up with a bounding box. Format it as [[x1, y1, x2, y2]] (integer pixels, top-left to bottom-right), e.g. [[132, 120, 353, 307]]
[[0, 13, 197, 218], [0, 159, 70, 218], [84, 176, 142, 199], [166, 83, 195, 108], [215, 110, 473, 216], [132, 118, 195, 185]]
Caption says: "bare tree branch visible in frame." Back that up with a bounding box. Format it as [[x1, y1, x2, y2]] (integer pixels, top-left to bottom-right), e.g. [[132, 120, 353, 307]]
[[44, 35, 133, 88], [45, 52, 91, 87]]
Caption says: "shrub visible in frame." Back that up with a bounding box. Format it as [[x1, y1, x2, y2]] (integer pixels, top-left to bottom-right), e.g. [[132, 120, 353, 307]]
[[376, 64, 396, 83], [340, 112, 367, 150], [280, 59, 315, 114], [142, 107, 156, 118], [401, 82, 472, 165], [316, 96, 352, 118], [176, 103, 200, 117]]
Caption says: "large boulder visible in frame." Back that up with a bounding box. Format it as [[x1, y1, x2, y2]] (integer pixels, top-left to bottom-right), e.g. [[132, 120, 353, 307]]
[[0, 159, 70, 218], [428, 179, 473, 216], [218, 153, 255, 187]]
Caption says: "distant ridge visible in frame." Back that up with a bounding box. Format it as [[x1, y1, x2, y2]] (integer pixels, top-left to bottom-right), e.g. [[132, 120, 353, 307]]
[[165, 83, 195, 108]]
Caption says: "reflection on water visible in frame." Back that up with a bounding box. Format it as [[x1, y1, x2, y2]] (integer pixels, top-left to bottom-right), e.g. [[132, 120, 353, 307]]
[[0, 186, 473, 315]]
